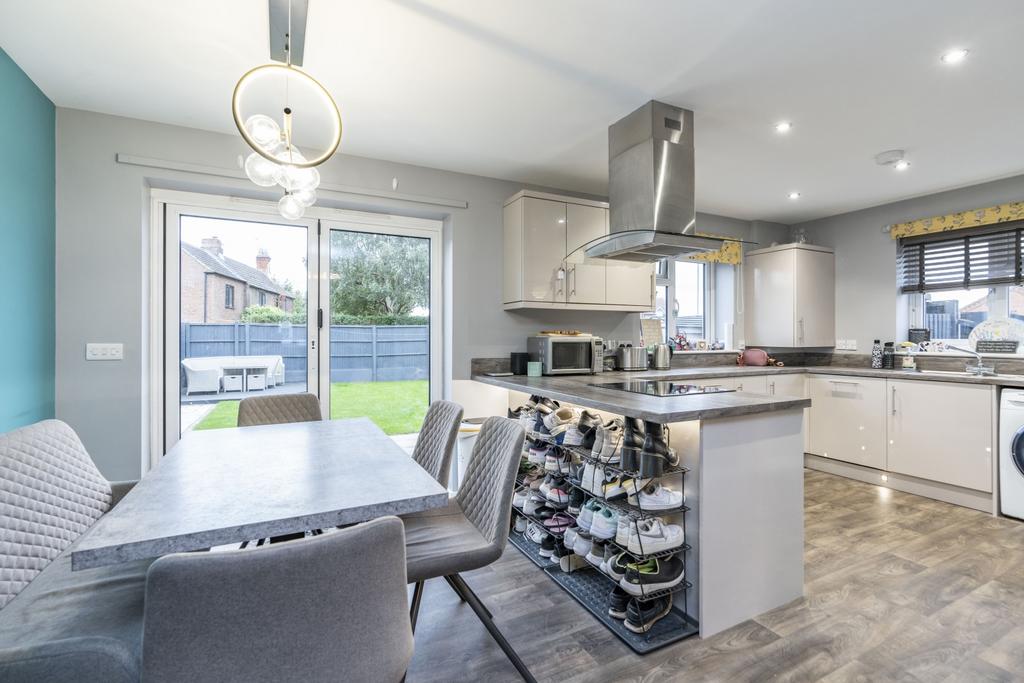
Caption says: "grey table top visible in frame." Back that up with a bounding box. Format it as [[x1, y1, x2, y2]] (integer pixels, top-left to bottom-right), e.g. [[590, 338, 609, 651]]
[[473, 373, 812, 423], [71, 418, 448, 571]]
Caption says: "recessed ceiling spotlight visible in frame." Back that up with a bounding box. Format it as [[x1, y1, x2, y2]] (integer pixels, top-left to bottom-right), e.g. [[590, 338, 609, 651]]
[[940, 48, 969, 65], [774, 121, 793, 134], [876, 149, 910, 171], [788, 192, 801, 200], [894, 159, 911, 171]]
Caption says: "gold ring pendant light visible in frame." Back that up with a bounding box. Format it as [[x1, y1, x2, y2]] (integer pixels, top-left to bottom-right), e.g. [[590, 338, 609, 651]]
[[232, 0, 342, 219]]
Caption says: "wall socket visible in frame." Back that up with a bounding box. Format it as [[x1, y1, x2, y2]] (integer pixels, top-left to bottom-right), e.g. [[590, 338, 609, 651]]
[[86, 343, 124, 361], [835, 339, 858, 351]]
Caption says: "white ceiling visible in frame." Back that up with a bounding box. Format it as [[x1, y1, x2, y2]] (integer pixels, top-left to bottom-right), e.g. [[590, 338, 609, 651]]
[[2, 0, 1023, 223]]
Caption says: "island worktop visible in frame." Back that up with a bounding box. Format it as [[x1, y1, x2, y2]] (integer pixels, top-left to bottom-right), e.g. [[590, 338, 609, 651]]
[[472, 371, 811, 422]]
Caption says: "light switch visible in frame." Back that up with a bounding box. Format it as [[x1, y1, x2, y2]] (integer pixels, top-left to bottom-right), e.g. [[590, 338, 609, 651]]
[[86, 343, 124, 361], [846, 339, 857, 351]]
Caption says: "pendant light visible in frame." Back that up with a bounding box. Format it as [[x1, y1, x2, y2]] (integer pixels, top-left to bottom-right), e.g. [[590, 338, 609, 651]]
[[232, 0, 341, 219]]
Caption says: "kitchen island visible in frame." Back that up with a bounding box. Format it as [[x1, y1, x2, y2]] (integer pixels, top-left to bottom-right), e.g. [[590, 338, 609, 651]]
[[474, 371, 811, 643]]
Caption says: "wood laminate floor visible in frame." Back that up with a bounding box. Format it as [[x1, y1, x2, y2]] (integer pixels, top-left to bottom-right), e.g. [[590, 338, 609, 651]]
[[405, 470, 1024, 682]]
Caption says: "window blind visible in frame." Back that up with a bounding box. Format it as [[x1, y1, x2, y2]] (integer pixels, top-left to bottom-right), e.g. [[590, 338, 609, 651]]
[[897, 223, 1024, 293]]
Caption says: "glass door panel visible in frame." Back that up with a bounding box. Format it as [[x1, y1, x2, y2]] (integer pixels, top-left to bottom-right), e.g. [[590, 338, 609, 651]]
[[322, 226, 436, 439]]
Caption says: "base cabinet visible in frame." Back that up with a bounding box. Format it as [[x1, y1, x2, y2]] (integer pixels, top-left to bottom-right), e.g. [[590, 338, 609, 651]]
[[886, 380, 993, 492], [806, 375, 887, 470]]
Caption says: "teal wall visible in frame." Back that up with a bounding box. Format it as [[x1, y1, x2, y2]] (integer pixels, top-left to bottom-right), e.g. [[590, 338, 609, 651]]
[[0, 48, 55, 432]]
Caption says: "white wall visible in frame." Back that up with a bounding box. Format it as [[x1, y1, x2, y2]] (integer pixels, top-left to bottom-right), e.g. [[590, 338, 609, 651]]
[[795, 173, 1024, 353], [56, 108, 775, 479]]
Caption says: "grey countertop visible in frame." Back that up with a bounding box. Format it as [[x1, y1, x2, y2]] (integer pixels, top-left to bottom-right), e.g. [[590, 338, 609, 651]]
[[473, 364, 1024, 422], [472, 372, 811, 422]]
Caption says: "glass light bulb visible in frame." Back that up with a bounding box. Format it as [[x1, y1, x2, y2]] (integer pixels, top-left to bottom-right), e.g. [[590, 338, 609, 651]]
[[278, 164, 319, 192], [278, 193, 305, 220], [293, 187, 317, 207], [271, 143, 306, 165], [245, 152, 281, 187], [244, 114, 280, 148]]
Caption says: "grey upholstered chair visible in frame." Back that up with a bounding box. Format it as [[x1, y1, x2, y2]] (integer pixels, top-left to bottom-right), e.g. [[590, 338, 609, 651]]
[[236, 392, 322, 427], [142, 516, 413, 683], [402, 416, 534, 682], [411, 399, 463, 486]]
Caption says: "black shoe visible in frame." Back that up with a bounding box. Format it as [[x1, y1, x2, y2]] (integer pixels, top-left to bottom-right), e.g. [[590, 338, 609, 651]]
[[620, 554, 685, 596], [608, 586, 631, 620], [539, 535, 556, 558], [624, 594, 673, 633], [576, 410, 602, 450], [567, 487, 585, 515], [638, 422, 677, 478], [607, 551, 633, 581], [550, 539, 568, 564], [620, 417, 645, 473]]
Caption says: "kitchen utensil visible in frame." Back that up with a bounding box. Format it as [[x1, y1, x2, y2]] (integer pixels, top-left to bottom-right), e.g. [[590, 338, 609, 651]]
[[527, 362, 542, 377], [510, 352, 529, 375], [651, 344, 673, 370], [615, 346, 648, 371]]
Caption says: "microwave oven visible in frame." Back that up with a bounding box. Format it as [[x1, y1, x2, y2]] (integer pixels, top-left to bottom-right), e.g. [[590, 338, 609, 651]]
[[527, 336, 604, 375]]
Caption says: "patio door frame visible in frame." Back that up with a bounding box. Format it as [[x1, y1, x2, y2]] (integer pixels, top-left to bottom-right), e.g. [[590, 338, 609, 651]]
[[317, 215, 444, 419], [150, 189, 444, 470]]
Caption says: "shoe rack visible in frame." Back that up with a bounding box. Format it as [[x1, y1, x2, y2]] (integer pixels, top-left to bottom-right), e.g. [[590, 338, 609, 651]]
[[508, 423, 699, 654]]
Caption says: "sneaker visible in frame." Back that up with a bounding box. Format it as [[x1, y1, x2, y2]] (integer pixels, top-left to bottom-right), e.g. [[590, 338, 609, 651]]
[[576, 410, 602, 450], [594, 467, 618, 499], [615, 514, 634, 547], [581, 461, 597, 492], [518, 411, 535, 430], [544, 451, 561, 473], [562, 424, 584, 446], [590, 506, 620, 540], [607, 552, 633, 581], [589, 464, 607, 496], [550, 539, 568, 565], [586, 539, 606, 567], [624, 594, 673, 634], [526, 521, 547, 544], [514, 515, 527, 533], [538, 474, 556, 497], [620, 555, 685, 596], [577, 499, 600, 532], [608, 585, 632, 619], [630, 483, 684, 511], [627, 518, 684, 555], [547, 485, 570, 509], [568, 460, 584, 482], [567, 487, 585, 515], [572, 532, 593, 558], [599, 541, 618, 576], [539, 535, 556, 557], [560, 551, 588, 573], [557, 452, 574, 475], [595, 419, 624, 463], [543, 407, 576, 436], [604, 477, 651, 502], [528, 442, 548, 465], [512, 489, 528, 509], [523, 493, 545, 516], [563, 525, 579, 549]]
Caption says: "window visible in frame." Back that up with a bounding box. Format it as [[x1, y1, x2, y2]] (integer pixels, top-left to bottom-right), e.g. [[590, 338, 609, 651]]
[[900, 222, 1024, 341], [258, 291, 267, 306], [641, 259, 712, 345], [224, 284, 235, 309]]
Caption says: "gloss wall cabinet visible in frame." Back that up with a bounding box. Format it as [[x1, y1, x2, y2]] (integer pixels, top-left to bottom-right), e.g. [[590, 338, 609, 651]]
[[744, 243, 835, 348], [502, 190, 654, 311]]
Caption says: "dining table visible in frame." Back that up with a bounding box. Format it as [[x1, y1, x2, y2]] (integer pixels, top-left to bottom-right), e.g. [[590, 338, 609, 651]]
[[71, 417, 449, 571]]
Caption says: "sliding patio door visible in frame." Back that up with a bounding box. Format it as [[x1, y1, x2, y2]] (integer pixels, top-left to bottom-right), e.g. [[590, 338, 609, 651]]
[[163, 203, 319, 452], [318, 217, 442, 442]]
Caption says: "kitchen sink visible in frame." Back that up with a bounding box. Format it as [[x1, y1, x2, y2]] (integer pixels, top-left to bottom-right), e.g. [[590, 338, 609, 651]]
[[913, 369, 1024, 380]]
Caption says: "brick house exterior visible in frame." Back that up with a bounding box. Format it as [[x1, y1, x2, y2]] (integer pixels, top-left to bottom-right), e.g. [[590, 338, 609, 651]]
[[180, 238, 295, 323]]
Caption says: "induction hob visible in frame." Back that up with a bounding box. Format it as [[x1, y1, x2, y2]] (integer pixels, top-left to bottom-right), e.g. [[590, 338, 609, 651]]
[[594, 380, 737, 397]]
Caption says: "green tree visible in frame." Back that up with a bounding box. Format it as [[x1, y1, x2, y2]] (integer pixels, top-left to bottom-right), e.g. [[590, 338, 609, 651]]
[[329, 232, 429, 317], [240, 305, 289, 323]]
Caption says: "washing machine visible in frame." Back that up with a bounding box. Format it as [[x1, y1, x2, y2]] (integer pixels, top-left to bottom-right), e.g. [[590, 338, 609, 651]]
[[1000, 389, 1024, 520]]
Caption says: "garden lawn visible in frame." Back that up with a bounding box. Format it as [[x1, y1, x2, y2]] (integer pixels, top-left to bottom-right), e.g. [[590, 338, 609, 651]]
[[192, 380, 429, 435]]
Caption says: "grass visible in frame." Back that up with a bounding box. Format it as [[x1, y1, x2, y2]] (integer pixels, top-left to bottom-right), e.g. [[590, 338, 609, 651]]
[[192, 380, 429, 435]]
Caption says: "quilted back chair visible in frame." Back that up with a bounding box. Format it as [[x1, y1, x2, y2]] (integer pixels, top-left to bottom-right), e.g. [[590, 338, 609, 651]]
[[411, 400, 463, 486], [455, 416, 525, 546], [237, 392, 322, 427], [0, 420, 112, 609]]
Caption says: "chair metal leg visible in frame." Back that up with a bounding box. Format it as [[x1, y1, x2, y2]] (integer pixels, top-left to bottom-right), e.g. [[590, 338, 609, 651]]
[[443, 574, 468, 605], [447, 574, 536, 683], [409, 581, 425, 633]]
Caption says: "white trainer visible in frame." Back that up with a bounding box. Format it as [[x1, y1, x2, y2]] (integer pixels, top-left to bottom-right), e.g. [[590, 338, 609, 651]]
[[630, 483, 683, 510], [627, 517, 685, 555]]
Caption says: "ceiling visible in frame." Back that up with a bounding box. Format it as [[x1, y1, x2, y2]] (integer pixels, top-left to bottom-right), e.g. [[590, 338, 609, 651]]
[[2, 0, 1022, 223]]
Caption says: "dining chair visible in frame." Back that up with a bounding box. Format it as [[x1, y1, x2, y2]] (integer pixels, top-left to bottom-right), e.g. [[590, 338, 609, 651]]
[[236, 392, 323, 427], [411, 399, 464, 486], [142, 516, 413, 683], [402, 416, 535, 682]]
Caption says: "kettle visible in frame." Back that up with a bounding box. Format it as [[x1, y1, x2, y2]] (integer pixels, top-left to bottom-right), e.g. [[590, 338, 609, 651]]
[[651, 344, 673, 370]]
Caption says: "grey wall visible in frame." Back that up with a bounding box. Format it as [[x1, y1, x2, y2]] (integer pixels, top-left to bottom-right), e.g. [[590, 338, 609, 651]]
[[56, 108, 772, 479], [796, 173, 1024, 352]]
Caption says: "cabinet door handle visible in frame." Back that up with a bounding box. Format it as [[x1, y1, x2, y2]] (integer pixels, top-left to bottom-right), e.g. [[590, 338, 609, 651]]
[[570, 265, 576, 297], [770, 381, 775, 395], [891, 385, 897, 415], [798, 318, 805, 343]]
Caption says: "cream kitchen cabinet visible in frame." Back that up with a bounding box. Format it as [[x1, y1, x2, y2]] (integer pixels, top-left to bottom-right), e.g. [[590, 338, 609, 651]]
[[744, 243, 835, 348], [503, 190, 654, 311], [886, 379, 993, 492], [806, 375, 887, 469], [767, 374, 805, 398]]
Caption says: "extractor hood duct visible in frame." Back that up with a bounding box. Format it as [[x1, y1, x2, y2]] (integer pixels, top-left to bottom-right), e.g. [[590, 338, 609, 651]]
[[585, 101, 726, 262]]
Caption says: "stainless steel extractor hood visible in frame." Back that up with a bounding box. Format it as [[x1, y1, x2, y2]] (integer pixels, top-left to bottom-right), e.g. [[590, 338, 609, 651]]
[[585, 101, 727, 262]]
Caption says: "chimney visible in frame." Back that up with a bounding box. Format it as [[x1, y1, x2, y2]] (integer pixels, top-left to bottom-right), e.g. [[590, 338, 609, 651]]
[[201, 236, 223, 257], [256, 248, 271, 273]]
